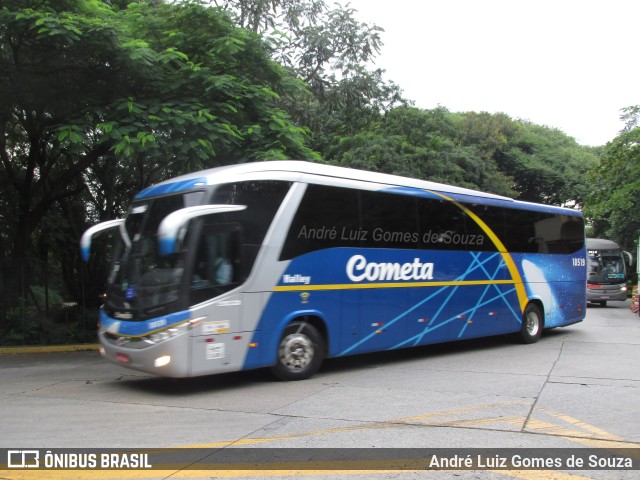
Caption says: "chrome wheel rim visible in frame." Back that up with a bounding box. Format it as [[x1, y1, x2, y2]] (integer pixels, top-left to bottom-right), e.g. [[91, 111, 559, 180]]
[[279, 333, 314, 371], [526, 311, 540, 337]]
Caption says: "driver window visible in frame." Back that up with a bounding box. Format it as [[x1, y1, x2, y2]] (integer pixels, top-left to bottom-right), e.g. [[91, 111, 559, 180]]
[[207, 238, 232, 285], [192, 230, 235, 290]]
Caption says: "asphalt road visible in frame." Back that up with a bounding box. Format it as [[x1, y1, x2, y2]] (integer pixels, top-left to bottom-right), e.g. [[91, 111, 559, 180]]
[[1, 300, 639, 479]]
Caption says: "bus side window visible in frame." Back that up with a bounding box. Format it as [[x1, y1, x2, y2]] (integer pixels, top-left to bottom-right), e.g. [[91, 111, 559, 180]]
[[206, 234, 233, 286], [192, 230, 235, 291]]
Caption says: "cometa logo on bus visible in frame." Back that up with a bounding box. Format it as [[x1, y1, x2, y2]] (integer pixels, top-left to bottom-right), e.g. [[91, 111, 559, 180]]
[[346, 255, 435, 283]]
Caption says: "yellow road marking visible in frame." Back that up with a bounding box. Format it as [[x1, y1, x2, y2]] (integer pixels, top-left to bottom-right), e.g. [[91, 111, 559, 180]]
[[2, 402, 635, 480], [395, 399, 529, 424], [488, 471, 592, 480], [534, 408, 625, 442]]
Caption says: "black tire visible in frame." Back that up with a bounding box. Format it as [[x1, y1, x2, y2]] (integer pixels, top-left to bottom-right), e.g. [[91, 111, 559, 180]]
[[270, 321, 325, 381], [518, 303, 543, 344]]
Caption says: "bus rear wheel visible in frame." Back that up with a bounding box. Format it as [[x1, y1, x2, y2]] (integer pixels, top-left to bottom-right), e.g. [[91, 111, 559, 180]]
[[518, 303, 543, 344], [271, 321, 324, 381]]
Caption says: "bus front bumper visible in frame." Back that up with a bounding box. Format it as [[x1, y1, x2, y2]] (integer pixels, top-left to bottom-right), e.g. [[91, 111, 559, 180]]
[[99, 331, 191, 378], [587, 284, 627, 303]]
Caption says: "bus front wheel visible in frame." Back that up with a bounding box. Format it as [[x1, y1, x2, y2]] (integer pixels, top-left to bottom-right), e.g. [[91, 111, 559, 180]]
[[271, 321, 324, 381], [518, 303, 543, 344]]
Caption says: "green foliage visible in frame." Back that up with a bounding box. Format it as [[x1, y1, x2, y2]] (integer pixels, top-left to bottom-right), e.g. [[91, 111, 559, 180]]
[[322, 105, 599, 205], [0, 0, 319, 261], [584, 126, 640, 249], [307, 66, 407, 151], [220, 0, 383, 88], [324, 107, 500, 197], [0, 0, 624, 346], [0, 0, 321, 342], [498, 123, 597, 205], [219, 0, 400, 151]]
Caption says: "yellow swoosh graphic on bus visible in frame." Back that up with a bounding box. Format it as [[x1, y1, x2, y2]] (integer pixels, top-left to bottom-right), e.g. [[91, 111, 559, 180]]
[[274, 189, 528, 315], [429, 191, 528, 314]]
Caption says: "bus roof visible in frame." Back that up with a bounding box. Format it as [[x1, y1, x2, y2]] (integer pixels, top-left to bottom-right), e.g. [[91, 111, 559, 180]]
[[586, 238, 621, 250], [136, 160, 581, 216], [140, 160, 507, 198]]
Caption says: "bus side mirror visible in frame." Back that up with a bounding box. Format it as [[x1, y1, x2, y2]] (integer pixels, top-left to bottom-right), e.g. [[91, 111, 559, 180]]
[[80, 219, 125, 262], [623, 251, 633, 267], [623, 251, 634, 281], [157, 205, 246, 256]]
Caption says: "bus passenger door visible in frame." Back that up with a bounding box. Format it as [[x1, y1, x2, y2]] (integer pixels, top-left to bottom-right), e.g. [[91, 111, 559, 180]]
[[188, 294, 243, 376], [187, 224, 244, 376]]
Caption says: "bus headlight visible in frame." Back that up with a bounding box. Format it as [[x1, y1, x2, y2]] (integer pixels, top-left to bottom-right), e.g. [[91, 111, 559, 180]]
[[154, 355, 171, 367]]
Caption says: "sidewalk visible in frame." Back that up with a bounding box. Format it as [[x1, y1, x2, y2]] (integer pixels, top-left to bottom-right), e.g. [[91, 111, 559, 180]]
[[0, 344, 99, 355]]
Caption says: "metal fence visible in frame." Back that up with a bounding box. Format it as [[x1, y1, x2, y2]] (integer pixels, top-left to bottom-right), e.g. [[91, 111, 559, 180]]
[[0, 257, 99, 346]]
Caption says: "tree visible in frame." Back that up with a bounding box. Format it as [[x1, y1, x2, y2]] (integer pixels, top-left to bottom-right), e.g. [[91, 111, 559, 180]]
[[324, 106, 518, 196], [457, 111, 520, 196], [215, 0, 407, 152], [498, 122, 597, 205], [0, 0, 325, 339], [585, 125, 640, 249], [619, 105, 640, 133], [306, 66, 407, 152], [0, 0, 319, 261], [215, 0, 384, 91]]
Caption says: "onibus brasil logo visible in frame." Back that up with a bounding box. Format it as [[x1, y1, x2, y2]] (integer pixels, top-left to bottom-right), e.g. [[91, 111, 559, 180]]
[[6, 449, 151, 469]]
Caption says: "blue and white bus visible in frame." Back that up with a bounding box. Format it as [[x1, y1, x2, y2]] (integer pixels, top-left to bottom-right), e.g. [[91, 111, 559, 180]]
[[81, 161, 587, 380]]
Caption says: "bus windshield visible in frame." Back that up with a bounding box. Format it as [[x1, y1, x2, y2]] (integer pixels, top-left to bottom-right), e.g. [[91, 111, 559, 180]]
[[588, 250, 626, 284], [106, 191, 205, 320], [104, 180, 292, 321]]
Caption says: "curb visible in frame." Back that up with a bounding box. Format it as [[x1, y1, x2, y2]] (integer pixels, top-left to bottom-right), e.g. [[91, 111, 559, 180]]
[[0, 344, 99, 355]]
